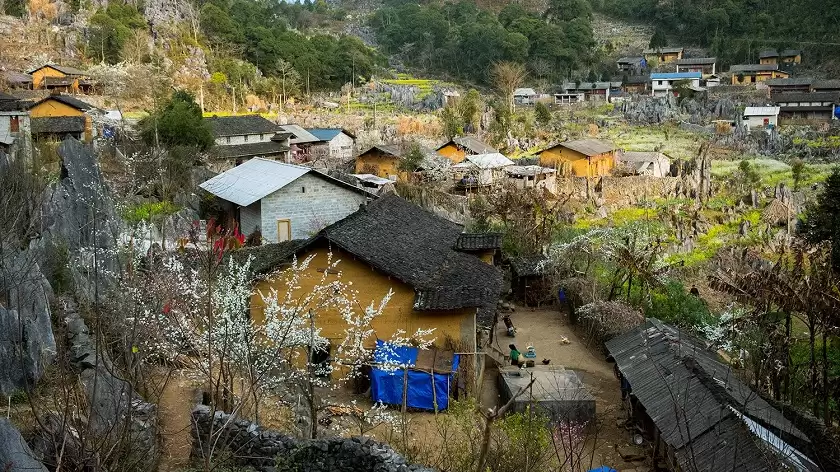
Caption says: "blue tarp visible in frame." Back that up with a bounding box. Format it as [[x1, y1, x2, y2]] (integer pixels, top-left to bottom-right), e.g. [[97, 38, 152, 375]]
[[834, 105, 840, 120], [370, 339, 459, 411], [588, 467, 618, 472]]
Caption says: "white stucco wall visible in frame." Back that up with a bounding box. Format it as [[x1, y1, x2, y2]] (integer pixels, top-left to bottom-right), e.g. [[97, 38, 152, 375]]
[[215, 133, 273, 146], [328, 133, 355, 160], [259, 172, 368, 243]]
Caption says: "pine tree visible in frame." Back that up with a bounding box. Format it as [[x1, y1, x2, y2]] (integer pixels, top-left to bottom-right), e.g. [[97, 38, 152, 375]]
[[805, 166, 840, 269]]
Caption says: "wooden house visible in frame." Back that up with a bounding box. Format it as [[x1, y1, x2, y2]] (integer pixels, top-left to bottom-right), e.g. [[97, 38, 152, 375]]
[[607, 319, 822, 472], [772, 92, 840, 124], [675, 57, 716, 75], [759, 50, 780, 65], [199, 158, 374, 241], [538, 139, 616, 177], [622, 75, 650, 94], [28, 64, 93, 93], [616, 57, 646, 74], [812, 80, 840, 93], [205, 115, 291, 169], [436, 136, 498, 164], [765, 78, 813, 95], [354, 144, 447, 181], [729, 64, 789, 84], [643, 47, 684, 64], [28, 94, 96, 143], [248, 194, 503, 358]]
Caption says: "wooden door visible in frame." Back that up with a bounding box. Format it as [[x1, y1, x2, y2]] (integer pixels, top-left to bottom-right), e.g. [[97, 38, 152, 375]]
[[276, 219, 291, 242]]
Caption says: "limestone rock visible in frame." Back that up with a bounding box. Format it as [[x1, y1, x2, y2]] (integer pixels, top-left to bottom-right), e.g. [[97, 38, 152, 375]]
[[0, 419, 48, 472]]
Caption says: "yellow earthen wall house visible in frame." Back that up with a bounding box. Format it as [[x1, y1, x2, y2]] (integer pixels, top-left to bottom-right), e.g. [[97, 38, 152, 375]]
[[437, 143, 467, 164], [29, 97, 93, 142], [355, 148, 404, 180], [731, 69, 790, 85], [539, 140, 616, 177]]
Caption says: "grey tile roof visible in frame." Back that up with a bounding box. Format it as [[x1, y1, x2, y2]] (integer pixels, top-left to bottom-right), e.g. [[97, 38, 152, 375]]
[[320, 194, 502, 312], [675, 57, 716, 65], [617, 56, 645, 64], [210, 141, 291, 160], [780, 49, 801, 57], [1, 70, 32, 84], [454, 233, 502, 251], [31, 116, 85, 134], [772, 92, 840, 104], [360, 144, 449, 170], [510, 254, 549, 277], [227, 239, 309, 276], [606, 319, 819, 472], [280, 124, 320, 144], [730, 64, 779, 73], [643, 47, 684, 54], [812, 79, 840, 90], [30, 94, 95, 112], [765, 78, 813, 87], [550, 139, 616, 157], [759, 49, 779, 59], [28, 64, 88, 76], [438, 136, 498, 155], [205, 115, 279, 138]]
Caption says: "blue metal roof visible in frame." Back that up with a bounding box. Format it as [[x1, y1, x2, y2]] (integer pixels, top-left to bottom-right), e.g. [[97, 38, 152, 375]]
[[650, 72, 702, 80], [306, 128, 343, 141]]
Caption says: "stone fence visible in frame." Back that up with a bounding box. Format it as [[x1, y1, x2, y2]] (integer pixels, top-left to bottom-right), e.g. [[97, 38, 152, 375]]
[[554, 176, 682, 206], [191, 405, 435, 472]]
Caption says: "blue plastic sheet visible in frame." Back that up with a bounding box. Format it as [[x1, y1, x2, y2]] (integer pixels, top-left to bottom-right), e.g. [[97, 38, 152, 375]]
[[370, 339, 459, 411]]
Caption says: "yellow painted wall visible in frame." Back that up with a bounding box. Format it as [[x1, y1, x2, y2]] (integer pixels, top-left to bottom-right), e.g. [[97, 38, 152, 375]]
[[437, 143, 466, 164], [539, 146, 615, 177], [782, 55, 801, 64], [29, 99, 92, 142], [760, 57, 778, 65], [31, 66, 65, 89], [731, 70, 789, 85], [250, 246, 477, 351], [354, 150, 405, 180]]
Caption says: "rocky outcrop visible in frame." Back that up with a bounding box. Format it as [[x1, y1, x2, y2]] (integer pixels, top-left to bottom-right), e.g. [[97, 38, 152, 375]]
[[621, 95, 679, 124], [37, 138, 122, 302], [0, 250, 56, 397], [191, 405, 434, 472], [0, 419, 48, 472]]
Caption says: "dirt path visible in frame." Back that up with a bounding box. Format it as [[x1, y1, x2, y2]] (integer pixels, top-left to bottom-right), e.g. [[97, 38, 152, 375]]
[[156, 370, 199, 472]]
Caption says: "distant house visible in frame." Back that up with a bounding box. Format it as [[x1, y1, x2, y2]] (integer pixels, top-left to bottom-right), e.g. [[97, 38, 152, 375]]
[[704, 74, 722, 88], [562, 82, 622, 102], [621, 75, 650, 95], [348, 173, 396, 195], [354, 144, 448, 181], [307, 128, 356, 162], [742, 106, 780, 130], [780, 49, 802, 64], [759, 50, 780, 65], [1, 70, 33, 89], [643, 47, 684, 64], [247, 194, 503, 367], [675, 57, 716, 75], [772, 92, 839, 123], [0, 93, 31, 159], [616, 56, 646, 74], [513, 88, 538, 105], [451, 153, 514, 189], [538, 139, 616, 177], [554, 92, 585, 105], [765, 78, 813, 95], [28, 64, 93, 94], [28, 94, 97, 143], [279, 124, 320, 162], [730, 64, 789, 84], [504, 165, 557, 190], [607, 319, 821, 472], [205, 115, 291, 168], [199, 157, 374, 242], [616, 151, 671, 177], [650, 72, 701, 97], [436, 136, 498, 164], [812, 80, 840, 93]]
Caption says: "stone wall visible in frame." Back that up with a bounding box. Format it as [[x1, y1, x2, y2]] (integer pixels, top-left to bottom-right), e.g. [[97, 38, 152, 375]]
[[191, 405, 434, 472], [260, 173, 370, 242], [555, 176, 682, 206]]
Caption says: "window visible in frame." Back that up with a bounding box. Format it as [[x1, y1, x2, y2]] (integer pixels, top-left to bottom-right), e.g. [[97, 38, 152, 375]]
[[226, 136, 231, 144], [244, 135, 249, 142], [260, 133, 264, 140], [276, 219, 291, 242], [9, 116, 19, 132]]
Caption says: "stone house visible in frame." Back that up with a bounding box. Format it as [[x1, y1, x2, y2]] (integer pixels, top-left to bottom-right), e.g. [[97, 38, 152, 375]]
[[28, 64, 94, 93], [0, 93, 32, 159], [436, 135, 498, 164], [28, 94, 97, 143], [504, 165, 556, 190], [1, 70, 33, 89], [513, 87, 538, 105], [246, 194, 503, 359], [306, 128, 356, 162], [199, 158, 374, 242], [205, 115, 291, 168], [561, 81, 622, 102], [538, 139, 617, 177]]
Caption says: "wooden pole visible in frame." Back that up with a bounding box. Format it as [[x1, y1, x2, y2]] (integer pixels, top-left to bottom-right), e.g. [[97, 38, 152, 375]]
[[401, 367, 409, 413], [431, 365, 438, 416]]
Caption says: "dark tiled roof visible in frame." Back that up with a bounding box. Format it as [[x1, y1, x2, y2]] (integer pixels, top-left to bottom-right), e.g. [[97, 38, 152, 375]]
[[758, 49, 779, 59], [228, 240, 309, 276], [453, 233, 502, 251], [205, 115, 279, 138], [812, 79, 840, 90], [1, 71, 32, 84], [358, 144, 448, 170], [616, 56, 644, 64], [765, 78, 813, 87], [0, 92, 26, 111], [780, 49, 801, 57], [30, 94, 95, 112], [623, 75, 650, 85], [31, 116, 85, 134], [438, 136, 498, 155], [320, 194, 502, 312], [510, 254, 549, 277], [29, 64, 88, 76], [772, 92, 840, 104], [210, 141, 290, 160], [675, 57, 716, 65], [606, 319, 818, 472], [643, 47, 683, 54], [730, 64, 779, 73]]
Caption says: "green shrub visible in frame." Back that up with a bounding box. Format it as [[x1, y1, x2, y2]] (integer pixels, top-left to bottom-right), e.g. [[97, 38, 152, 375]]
[[647, 280, 714, 329]]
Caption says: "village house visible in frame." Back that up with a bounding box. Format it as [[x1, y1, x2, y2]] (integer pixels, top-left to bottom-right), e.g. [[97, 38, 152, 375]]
[[704, 74, 722, 88], [205, 115, 291, 169], [554, 92, 585, 104], [772, 92, 840, 123], [538, 139, 616, 177], [762, 49, 803, 65], [504, 165, 557, 190], [643, 47, 684, 64], [812, 79, 840, 93], [730, 64, 790, 84], [513, 88, 538, 105], [607, 319, 821, 472], [621, 75, 650, 95], [28, 94, 97, 143], [354, 144, 448, 181], [759, 49, 780, 65], [675, 57, 716, 75], [650, 72, 701, 97], [742, 106, 780, 130], [0, 93, 32, 159], [765, 78, 813, 95], [452, 153, 514, 189], [616, 151, 671, 177], [279, 124, 320, 162], [306, 128, 356, 162], [248, 194, 503, 362], [436, 135, 498, 164], [198, 158, 374, 242], [28, 64, 94, 94], [561, 81, 622, 102], [780, 49, 803, 64], [348, 173, 395, 195], [1, 70, 33, 89], [616, 56, 646, 74]]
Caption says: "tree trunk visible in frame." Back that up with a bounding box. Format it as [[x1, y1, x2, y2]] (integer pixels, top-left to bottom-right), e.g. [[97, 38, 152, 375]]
[[810, 321, 818, 417], [784, 311, 791, 402], [822, 327, 829, 425]]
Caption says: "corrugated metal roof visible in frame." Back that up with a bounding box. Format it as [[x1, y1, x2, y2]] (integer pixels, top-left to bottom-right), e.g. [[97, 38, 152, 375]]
[[456, 153, 514, 169], [199, 158, 310, 206], [744, 106, 780, 116], [350, 173, 394, 185], [651, 72, 702, 80], [280, 124, 319, 144], [307, 128, 353, 142]]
